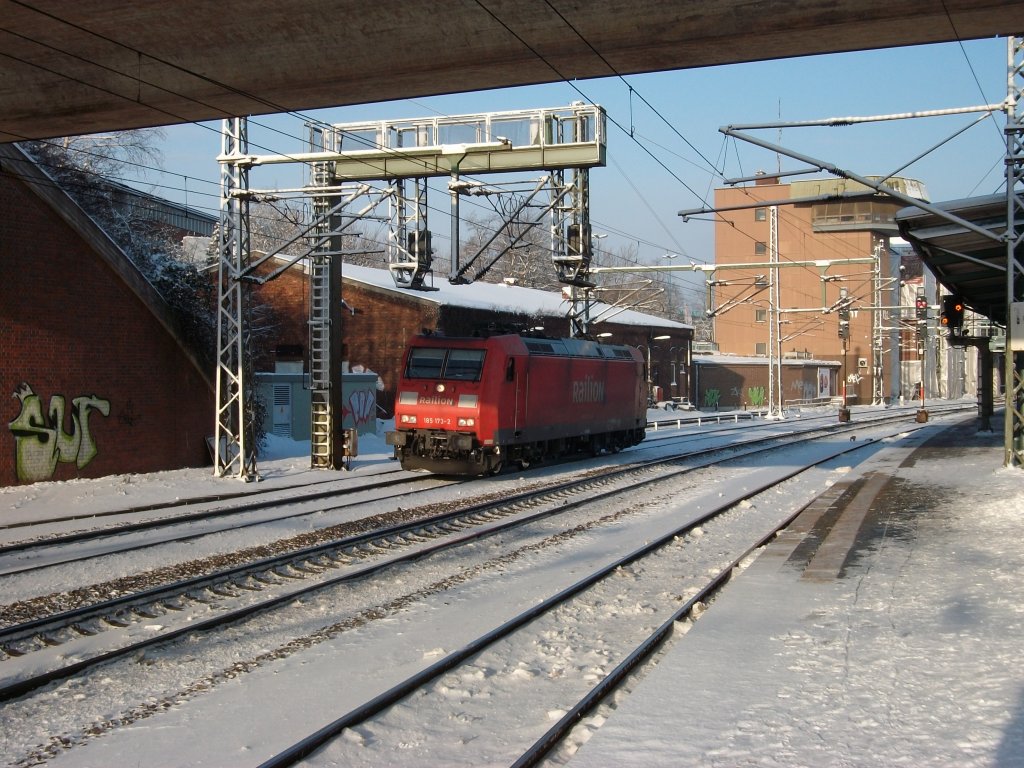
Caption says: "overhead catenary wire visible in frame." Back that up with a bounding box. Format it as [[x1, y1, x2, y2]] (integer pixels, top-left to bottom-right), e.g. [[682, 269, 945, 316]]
[[5, 1, 1006, 319], [0, 2, 880, 280], [4, 8, 691, 283]]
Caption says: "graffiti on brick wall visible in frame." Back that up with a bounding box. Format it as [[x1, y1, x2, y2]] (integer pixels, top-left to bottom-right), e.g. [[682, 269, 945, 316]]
[[790, 379, 820, 400], [8, 383, 111, 483], [747, 386, 766, 407], [703, 388, 721, 408]]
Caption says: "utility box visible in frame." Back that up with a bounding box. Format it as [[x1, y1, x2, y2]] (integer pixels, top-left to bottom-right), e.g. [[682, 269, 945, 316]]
[[256, 370, 379, 442]]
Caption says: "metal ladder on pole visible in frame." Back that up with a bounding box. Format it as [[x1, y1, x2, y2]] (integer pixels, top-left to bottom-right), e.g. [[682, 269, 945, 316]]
[[308, 152, 341, 468], [309, 252, 333, 467]]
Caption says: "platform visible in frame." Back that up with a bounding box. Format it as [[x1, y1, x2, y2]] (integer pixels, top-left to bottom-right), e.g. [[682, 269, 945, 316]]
[[570, 423, 1024, 767]]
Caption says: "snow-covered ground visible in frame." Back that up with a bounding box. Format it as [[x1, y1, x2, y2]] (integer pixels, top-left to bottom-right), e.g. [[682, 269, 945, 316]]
[[1, 408, 1021, 767], [567, 423, 1024, 768], [0, 422, 398, 530]]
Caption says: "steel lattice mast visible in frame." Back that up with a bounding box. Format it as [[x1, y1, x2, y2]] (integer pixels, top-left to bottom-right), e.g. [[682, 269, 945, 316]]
[[1005, 35, 1024, 468], [213, 117, 257, 480], [209, 107, 605, 475]]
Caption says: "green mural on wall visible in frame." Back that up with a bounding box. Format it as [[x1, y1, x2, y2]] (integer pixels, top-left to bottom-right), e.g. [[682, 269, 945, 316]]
[[747, 386, 766, 407], [9, 383, 111, 483], [703, 388, 721, 408]]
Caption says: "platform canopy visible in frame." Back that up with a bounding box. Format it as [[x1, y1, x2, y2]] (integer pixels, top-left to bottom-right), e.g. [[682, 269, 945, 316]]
[[896, 196, 1016, 325]]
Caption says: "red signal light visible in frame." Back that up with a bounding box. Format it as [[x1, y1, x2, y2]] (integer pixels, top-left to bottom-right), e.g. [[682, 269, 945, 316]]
[[940, 295, 965, 332]]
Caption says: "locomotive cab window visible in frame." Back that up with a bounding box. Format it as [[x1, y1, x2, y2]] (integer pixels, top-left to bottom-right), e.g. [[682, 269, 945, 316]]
[[444, 349, 486, 380], [406, 347, 485, 381], [407, 348, 446, 378]]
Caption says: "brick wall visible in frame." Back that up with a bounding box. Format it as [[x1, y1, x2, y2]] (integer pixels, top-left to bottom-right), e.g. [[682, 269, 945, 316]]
[[250, 262, 310, 369], [1, 169, 213, 486], [693, 359, 839, 410], [343, 283, 439, 412]]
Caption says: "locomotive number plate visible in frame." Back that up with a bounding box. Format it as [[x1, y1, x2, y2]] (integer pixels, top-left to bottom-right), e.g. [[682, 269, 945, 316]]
[[422, 416, 454, 427]]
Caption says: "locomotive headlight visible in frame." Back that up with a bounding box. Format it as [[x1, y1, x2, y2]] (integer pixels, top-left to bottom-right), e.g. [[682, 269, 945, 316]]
[[400, 414, 417, 424], [457, 417, 476, 427], [435, 383, 446, 393]]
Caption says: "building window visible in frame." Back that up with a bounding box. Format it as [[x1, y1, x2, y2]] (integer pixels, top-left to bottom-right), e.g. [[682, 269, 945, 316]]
[[754, 241, 767, 256], [754, 207, 767, 221], [754, 309, 767, 323], [754, 342, 767, 356]]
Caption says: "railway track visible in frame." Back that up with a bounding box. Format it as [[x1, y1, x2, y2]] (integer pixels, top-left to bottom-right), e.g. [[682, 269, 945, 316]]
[[0, 469, 460, 578], [0, 409, 974, 768], [0, 412, 762, 554], [255, 417, 938, 767], [0, 409, 959, 708], [0, 414, 758, 576], [0, 405, 928, 577]]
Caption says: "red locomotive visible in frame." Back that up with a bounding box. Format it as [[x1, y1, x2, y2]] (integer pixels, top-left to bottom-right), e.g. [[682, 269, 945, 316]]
[[386, 332, 647, 474]]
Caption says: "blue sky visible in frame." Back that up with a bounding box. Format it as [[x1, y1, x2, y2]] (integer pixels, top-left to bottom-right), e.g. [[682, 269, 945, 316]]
[[147, 37, 1011, 307]]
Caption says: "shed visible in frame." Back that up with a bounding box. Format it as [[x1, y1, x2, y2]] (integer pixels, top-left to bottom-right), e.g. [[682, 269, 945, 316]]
[[693, 354, 842, 411]]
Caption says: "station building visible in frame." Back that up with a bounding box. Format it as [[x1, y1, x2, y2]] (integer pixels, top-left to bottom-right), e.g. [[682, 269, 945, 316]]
[[711, 174, 927, 406], [692, 353, 841, 411]]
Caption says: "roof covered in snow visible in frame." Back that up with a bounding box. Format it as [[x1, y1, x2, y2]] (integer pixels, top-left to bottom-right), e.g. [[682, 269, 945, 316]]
[[342, 263, 691, 331]]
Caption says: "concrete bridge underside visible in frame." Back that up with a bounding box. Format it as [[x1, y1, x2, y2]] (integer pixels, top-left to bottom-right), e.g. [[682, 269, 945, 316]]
[[1, 0, 1021, 143]]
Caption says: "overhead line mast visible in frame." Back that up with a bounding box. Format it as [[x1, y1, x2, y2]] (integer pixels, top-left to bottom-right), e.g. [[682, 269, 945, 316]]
[[213, 105, 607, 476], [1005, 36, 1023, 468]]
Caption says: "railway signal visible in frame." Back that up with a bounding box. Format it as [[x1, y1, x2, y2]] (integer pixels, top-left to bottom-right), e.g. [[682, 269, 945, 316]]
[[940, 295, 964, 333], [838, 303, 850, 340], [915, 291, 928, 320]]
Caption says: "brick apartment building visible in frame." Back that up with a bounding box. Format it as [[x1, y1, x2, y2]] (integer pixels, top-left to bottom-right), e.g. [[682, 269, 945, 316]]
[[712, 174, 927, 406]]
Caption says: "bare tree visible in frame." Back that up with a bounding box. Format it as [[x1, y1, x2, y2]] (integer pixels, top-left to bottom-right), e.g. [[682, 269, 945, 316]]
[[27, 129, 165, 179], [459, 189, 563, 290]]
